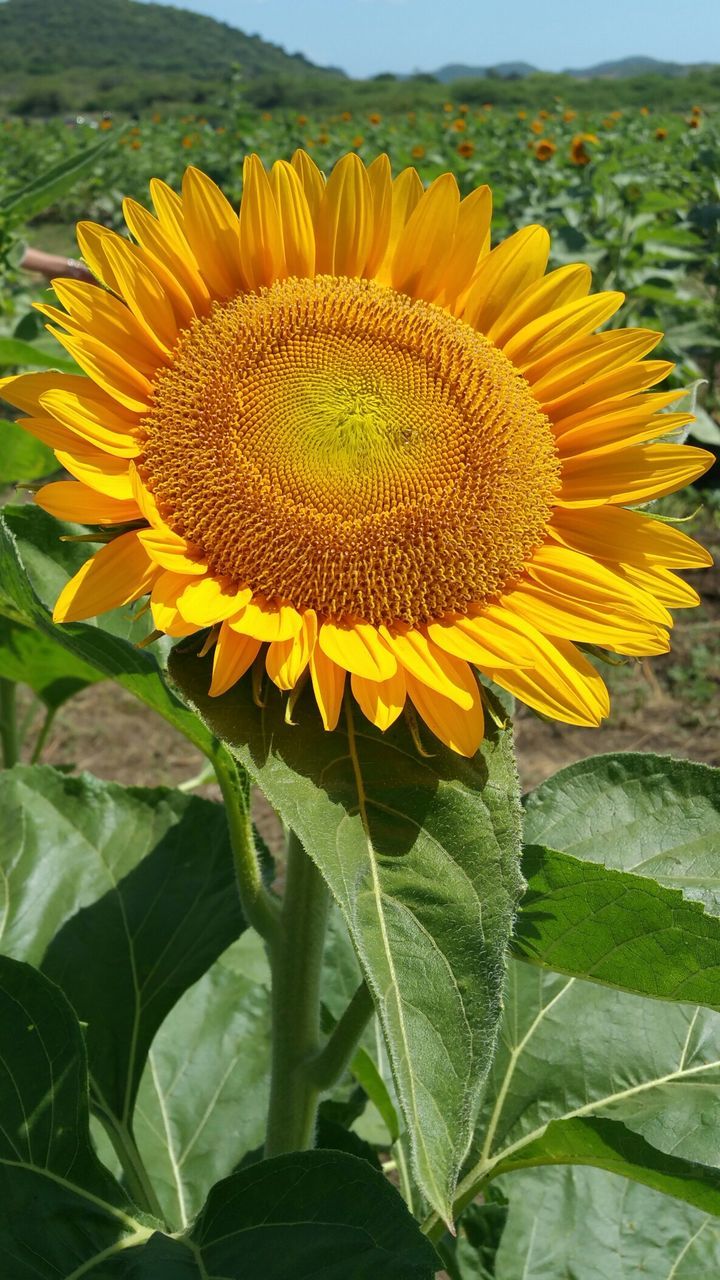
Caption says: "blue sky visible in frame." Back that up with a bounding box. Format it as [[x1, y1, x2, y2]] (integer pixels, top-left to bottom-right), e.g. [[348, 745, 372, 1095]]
[[151, 0, 720, 78]]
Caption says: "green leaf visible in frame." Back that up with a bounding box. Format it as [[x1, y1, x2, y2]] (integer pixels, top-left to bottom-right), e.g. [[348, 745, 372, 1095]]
[[0, 615, 100, 710], [495, 1166, 720, 1280], [1, 766, 243, 1125], [169, 647, 523, 1224], [513, 843, 720, 1008], [0, 336, 78, 373], [0, 418, 57, 483], [493, 1115, 720, 1214], [132, 938, 270, 1229], [0, 955, 153, 1276], [0, 131, 122, 222], [0, 504, 215, 756], [523, 752, 720, 911], [189, 1150, 438, 1279], [453, 960, 720, 1225]]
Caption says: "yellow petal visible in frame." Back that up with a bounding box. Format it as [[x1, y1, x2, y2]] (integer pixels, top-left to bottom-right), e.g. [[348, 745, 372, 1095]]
[[102, 236, 178, 353], [502, 291, 625, 367], [487, 262, 592, 346], [270, 160, 315, 277], [618, 562, 702, 609], [503, 584, 669, 655], [482, 607, 610, 727], [559, 442, 714, 506], [266, 611, 318, 690], [463, 225, 550, 334], [128, 462, 165, 528], [151, 570, 200, 635], [404, 669, 484, 758], [150, 179, 191, 250], [364, 154, 393, 278], [53, 531, 157, 622], [351, 667, 406, 730], [45, 326, 151, 414], [137, 527, 208, 574], [318, 620, 396, 680], [1, 371, 89, 416], [316, 153, 374, 277], [527, 329, 662, 401], [182, 166, 245, 298], [391, 172, 460, 301], [76, 221, 125, 294], [550, 506, 713, 570], [553, 389, 685, 438], [240, 154, 287, 288], [556, 408, 692, 457], [291, 149, 326, 223], [231, 598, 304, 643], [40, 388, 140, 458], [48, 278, 165, 375], [380, 625, 474, 708], [441, 183, 493, 310], [177, 576, 252, 626], [526, 543, 671, 625], [375, 166, 424, 282], [210, 623, 261, 697], [54, 448, 134, 499], [540, 360, 674, 421], [123, 195, 210, 317], [426, 616, 530, 668], [36, 480, 141, 525], [310, 644, 346, 731], [6, 415, 81, 455]]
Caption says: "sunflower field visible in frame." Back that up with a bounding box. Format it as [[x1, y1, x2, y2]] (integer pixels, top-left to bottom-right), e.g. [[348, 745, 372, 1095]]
[[0, 97, 719, 1280]]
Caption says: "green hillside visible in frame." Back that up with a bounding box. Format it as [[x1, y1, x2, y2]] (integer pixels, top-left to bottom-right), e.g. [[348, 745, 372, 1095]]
[[0, 0, 337, 114]]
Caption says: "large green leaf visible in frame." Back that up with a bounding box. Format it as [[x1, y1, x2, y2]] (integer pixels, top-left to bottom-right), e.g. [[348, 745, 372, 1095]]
[[0, 955, 153, 1277], [0, 957, 437, 1278], [0, 504, 215, 755], [451, 960, 720, 1224], [0, 336, 78, 373], [188, 1150, 438, 1279], [1, 766, 245, 1166], [495, 1165, 720, 1280], [513, 843, 720, 1008], [0, 615, 100, 710], [493, 1115, 720, 1213], [132, 936, 270, 1229], [170, 646, 524, 1224], [0, 417, 57, 483], [523, 753, 720, 911]]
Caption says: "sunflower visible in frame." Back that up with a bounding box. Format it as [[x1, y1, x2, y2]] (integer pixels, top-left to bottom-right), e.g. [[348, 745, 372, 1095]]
[[570, 133, 599, 165], [2, 152, 712, 756], [534, 139, 557, 162]]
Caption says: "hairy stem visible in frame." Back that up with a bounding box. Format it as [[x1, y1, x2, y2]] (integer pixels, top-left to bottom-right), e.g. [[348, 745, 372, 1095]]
[[0, 678, 19, 768], [212, 744, 281, 946], [307, 981, 374, 1090], [264, 830, 330, 1156], [30, 705, 57, 765], [95, 1110, 166, 1223]]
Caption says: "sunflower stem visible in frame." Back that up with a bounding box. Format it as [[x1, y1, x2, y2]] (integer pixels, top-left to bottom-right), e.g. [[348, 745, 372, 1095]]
[[212, 745, 281, 947], [306, 981, 374, 1090], [264, 829, 330, 1156], [0, 678, 19, 768]]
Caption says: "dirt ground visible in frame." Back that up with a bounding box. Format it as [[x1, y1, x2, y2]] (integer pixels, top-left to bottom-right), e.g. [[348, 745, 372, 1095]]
[[28, 547, 719, 804]]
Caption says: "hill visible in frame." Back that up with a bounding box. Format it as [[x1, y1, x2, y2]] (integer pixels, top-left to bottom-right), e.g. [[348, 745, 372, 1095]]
[[432, 55, 716, 82], [0, 0, 338, 114]]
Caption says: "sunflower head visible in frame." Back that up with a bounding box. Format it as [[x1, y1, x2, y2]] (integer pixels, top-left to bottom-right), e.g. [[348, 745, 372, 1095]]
[[2, 151, 712, 757], [534, 139, 557, 162]]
